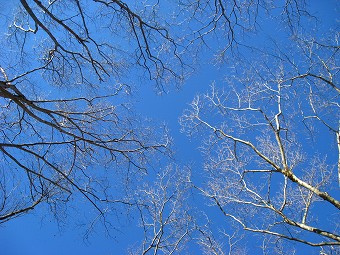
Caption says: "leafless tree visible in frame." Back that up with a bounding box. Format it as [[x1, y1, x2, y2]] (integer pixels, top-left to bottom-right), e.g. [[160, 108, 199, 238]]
[[127, 165, 246, 255], [126, 165, 194, 254], [181, 34, 340, 253], [176, 0, 310, 59], [0, 1, 336, 254], [0, 0, 178, 225]]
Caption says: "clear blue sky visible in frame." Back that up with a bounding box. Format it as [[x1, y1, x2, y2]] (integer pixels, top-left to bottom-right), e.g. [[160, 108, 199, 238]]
[[0, 1, 339, 254]]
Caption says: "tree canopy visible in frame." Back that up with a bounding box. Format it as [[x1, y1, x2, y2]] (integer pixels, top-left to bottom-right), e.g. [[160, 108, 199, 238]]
[[0, 0, 339, 254]]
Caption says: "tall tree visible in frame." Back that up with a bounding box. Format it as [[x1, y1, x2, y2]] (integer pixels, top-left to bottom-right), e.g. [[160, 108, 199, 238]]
[[1, 0, 338, 254], [0, 0, 178, 224], [181, 20, 340, 255]]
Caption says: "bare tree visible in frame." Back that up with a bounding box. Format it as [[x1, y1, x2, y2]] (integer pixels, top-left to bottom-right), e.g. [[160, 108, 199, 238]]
[[176, 0, 310, 60], [181, 33, 340, 253], [127, 165, 246, 255], [127, 165, 194, 254], [1, 1, 337, 254], [0, 0, 179, 225]]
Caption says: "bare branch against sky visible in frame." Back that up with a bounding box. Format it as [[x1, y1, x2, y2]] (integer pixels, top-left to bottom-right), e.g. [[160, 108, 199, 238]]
[[0, 1, 338, 254]]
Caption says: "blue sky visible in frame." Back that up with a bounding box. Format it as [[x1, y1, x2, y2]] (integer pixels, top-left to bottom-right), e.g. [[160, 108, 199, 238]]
[[0, 0, 339, 254]]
